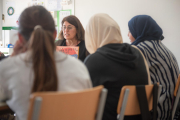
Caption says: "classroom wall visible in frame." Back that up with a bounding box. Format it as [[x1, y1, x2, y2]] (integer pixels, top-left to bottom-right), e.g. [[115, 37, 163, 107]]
[[0, 0, 74, 54], [2, 0, 30, 27], [1, 0, 180, 65], [1, 0, 74, 27], [75, 0, 180, 65], [0, 0, 2, 42]]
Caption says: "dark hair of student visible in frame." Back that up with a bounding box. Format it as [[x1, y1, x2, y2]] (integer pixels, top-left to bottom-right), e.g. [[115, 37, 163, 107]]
[[58, 15, 85, 41], [18, 6, 58, 92]]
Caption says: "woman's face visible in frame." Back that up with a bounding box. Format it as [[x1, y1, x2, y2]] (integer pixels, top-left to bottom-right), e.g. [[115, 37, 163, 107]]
[[128, 31, 135, 43], [62, 21, 77, 40]]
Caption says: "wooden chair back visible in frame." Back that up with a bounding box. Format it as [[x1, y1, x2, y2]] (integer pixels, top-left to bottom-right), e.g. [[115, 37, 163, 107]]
[[174, 74, 180, 97], [117, 85, 154, 116], [172, 74, 180, 120], [27, 85, 107, 120]]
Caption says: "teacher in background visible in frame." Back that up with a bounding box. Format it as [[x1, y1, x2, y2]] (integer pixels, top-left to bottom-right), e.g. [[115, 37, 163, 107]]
[[55, 15, 88, 62], [128, 15, 179, 120]]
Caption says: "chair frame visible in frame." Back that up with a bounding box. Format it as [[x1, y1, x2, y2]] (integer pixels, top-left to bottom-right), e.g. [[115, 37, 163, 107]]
[[118, 89, 130, 120], [172, 74, 180, 120], [117, 84, 161, 120], [30, 87, 108, 120]]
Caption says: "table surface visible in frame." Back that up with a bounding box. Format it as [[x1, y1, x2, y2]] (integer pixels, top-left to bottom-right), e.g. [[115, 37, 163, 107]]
[[0, 102, 9, 111], [0, 102, 14, 115]]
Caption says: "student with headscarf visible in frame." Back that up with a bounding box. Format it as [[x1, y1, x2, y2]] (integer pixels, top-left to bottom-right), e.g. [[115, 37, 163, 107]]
[[128, 15, 179, 120], [84, 13, 150, 120]]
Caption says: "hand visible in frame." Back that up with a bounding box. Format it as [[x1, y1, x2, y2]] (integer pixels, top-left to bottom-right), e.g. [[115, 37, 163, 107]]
[[11, 40, 27, 56]]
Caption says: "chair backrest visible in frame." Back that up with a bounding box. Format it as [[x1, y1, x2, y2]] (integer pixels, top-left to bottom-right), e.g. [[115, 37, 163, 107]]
[[117, 85, 154, 115], [172, 74, 180, 120], [117, 84, 161, 120], [27, 85, 107, 120], [173, 74, 180, 97]]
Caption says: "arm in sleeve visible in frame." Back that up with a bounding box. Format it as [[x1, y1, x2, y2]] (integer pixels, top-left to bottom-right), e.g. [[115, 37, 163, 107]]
[[0, 62, 8, 102]]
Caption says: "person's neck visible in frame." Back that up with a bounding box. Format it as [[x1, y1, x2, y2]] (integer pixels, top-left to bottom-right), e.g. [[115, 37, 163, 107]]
[[66, 39, 80, 46]]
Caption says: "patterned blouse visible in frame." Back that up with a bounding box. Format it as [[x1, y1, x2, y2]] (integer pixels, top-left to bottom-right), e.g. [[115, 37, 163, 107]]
[[137, 40, 179, 120]]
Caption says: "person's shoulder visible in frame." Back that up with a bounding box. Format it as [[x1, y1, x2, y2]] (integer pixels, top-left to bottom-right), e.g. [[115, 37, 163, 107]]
[[55, 51, 87, 70], [0, 56, 8, 61], [79, 40, 85, 44], [0, 55, 14, 66], [67, 55, 87, 69], [0, 53, 26, 70], [84, 52, 105, 70], [78, 40, 85, 47], [121, 43, 136, 50], [84, 52, 100, 64], [0, 56, 16, 76], [137, 40, 155, 47], [55, 52, 92, 89], [136, 41, 149, 49], [55, 39, 65, 46]]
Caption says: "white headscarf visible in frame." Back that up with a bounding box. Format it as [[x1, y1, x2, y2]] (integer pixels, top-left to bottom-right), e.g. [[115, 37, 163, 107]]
[[85, 13, 123, 54]]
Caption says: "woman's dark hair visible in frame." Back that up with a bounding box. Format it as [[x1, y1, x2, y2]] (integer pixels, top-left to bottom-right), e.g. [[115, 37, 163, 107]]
[[19, 6, 58, 92], [58, 15, 85, 41]]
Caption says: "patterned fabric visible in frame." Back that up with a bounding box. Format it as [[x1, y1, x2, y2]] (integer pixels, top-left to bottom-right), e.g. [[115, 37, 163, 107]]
[[137, 40, 179, 120]]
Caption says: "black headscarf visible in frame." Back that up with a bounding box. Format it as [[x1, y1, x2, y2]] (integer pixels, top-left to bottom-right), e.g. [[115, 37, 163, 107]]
[[128, 15, 163, 45]]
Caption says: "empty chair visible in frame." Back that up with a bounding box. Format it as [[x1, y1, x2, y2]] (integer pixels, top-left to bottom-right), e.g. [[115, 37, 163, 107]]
[[117, 84, 161, 120], [27, 85, 107, 120]]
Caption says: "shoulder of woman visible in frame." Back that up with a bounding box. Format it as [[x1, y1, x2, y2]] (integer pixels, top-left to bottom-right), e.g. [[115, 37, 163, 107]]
[[78, 40, 85, 46], [55, 39, 65, 46], [84, 53, 100, 66]]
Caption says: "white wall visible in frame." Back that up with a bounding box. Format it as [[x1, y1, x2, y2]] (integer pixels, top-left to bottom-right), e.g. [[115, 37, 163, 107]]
[[2, 0, 30, 27], [0, 0, 2, 44], [0, 0, 75, 54], [75, 0, 180, 65], [1, 0, 74, 26]]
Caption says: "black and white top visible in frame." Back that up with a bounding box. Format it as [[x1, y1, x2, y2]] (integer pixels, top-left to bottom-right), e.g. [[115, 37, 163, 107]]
[[137, 40, 179, 120]]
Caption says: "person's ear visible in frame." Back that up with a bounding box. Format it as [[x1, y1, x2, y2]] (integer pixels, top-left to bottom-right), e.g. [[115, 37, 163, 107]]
[[18, 33, 26, 44], [53, 30, 57, 40]]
